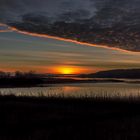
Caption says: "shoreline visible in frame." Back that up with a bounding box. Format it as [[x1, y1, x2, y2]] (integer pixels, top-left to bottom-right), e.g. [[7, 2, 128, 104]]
[[0, 79, 139, 89]]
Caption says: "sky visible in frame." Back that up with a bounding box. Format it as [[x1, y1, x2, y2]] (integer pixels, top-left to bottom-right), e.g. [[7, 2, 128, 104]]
[[0, 0, 96, 22], [0, 24, 140, 74], [0, 0, 140, 74], [0, 0, 140, 23]]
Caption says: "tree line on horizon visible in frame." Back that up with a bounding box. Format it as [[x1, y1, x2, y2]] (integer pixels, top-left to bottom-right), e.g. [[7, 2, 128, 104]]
[[0, 68, 140, 79]]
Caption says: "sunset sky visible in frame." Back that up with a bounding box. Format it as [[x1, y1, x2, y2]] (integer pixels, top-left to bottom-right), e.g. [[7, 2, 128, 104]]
[[0, 24, 140, 74], [0, 0, 140, 74]]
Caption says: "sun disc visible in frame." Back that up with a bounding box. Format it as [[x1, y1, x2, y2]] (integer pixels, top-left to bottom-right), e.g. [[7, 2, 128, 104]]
[[55, 67, 78, 74]]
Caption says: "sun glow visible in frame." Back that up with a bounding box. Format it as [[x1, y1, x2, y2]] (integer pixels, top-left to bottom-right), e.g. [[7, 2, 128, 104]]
[[55, 66, 80, 74]]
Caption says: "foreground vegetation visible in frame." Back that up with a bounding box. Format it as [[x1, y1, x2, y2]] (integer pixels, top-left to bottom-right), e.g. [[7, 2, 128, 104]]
[[0, 95, 140, 140]]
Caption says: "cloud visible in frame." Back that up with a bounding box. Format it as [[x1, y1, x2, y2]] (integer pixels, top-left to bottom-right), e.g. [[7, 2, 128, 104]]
[[0, 0, 139, 24], [0, 0, 96, 22]]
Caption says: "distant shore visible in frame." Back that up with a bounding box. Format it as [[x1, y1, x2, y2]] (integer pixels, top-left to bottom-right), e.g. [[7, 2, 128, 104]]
[[0, 77, 140, 88], [0, 69, 140, 88]]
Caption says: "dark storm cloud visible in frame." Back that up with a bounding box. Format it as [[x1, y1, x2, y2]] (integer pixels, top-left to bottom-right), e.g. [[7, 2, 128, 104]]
[[0, 0, 140, 23], [0, 0, 140, 52], [0, 0, 96, 22]]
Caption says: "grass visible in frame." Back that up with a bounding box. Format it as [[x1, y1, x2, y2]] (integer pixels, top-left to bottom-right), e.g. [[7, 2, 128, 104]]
[[0, 95, 140, 139]]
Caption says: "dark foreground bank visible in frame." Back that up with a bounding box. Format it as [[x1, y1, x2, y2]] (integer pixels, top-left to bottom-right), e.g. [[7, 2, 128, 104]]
[[0, 96, 140, 140]]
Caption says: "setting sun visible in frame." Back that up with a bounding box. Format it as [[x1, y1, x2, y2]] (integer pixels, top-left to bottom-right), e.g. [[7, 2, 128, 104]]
[[61, 68, 74, 74], [54, 66, 80, 74]]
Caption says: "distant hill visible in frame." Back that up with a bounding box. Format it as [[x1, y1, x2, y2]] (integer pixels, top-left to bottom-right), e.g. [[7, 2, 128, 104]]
[[79, 69, 140, 79]]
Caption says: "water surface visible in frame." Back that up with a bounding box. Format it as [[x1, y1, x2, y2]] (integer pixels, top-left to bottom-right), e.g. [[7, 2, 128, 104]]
[[0, 83, 140, 98]]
